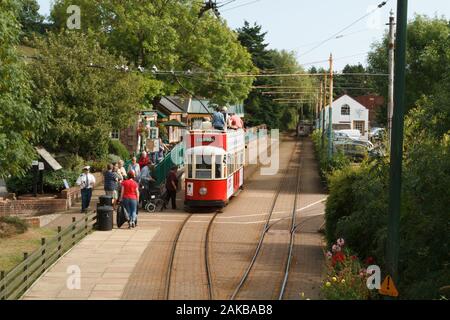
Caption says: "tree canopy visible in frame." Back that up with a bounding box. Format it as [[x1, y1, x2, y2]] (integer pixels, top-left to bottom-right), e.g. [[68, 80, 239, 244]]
[[0, 0, 49, 178], [29, 31, 157, 159], [237, 21, 315, 129], [368, 15, 450, 111], [49, 0, 255, 105]]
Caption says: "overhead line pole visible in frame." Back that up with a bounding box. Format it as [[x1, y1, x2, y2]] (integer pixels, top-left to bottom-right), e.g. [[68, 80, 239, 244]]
[[328, 54, 334, 160], [387, 10, 396, 143], [319, 81, 323, 131], [386, 0, 408, 291], [322, 74, 327, 147]]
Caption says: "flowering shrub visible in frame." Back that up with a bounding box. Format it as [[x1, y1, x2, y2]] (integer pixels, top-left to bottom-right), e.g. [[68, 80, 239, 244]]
[[321, 238, 378, 300]]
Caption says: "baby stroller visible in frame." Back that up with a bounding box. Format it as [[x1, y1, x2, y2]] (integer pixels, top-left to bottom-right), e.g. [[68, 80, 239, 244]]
[[141, 181, 166, 213]]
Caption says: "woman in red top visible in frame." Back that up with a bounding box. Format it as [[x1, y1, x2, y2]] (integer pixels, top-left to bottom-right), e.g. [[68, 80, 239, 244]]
[[119, 171, 140, 228]]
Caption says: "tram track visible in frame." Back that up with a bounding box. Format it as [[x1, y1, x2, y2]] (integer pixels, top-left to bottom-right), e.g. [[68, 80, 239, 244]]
[[164, 211, 218, 300], [230, 139, 302, 300]]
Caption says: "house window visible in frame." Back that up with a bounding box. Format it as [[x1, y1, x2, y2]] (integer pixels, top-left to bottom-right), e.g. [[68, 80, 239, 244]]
[[110, 129, 120, 140], [353, 121, 365, 135], [341, 104, 350, 115]]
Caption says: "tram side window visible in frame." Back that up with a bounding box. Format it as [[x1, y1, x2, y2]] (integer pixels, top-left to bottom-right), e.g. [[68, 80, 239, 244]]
[[215, 155, 222, 179], [227, 154, 232, 176], [196, 155, 212, 179]]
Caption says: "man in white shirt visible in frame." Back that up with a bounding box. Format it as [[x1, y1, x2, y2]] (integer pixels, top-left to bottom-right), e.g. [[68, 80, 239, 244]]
[[76, 166, 96, 213]]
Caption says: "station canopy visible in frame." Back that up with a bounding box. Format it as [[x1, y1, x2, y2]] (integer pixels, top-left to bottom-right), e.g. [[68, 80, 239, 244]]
[[161, 119, 187, 127]]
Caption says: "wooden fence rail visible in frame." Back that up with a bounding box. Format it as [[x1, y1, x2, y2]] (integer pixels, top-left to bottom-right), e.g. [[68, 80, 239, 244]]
[[0, 212, 97, 300]]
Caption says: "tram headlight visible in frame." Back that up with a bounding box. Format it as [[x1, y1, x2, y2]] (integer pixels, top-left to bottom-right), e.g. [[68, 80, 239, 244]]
[[199, 187, 208, 196]]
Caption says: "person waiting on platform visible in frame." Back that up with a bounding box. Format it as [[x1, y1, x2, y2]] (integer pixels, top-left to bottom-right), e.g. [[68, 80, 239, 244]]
[[139, 162, 156, 207], [164, 166, 179, 210], [138, 151, 150, 169], [119, 171, 139, 229], [212, 106, 226, 131], [76, 166, 96, 213], [104, 164, 118, 206]]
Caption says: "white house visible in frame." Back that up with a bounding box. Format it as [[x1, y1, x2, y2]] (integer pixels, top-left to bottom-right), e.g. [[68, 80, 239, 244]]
[[319, 95, 369, 140]]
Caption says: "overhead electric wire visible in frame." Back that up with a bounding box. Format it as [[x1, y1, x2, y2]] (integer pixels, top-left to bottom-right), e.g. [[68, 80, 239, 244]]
[[222, 0, 262, 12], [297, 0, 389, 58]]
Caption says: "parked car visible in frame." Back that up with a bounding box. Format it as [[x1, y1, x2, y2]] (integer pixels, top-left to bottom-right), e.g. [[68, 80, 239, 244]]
[[334, 129, 362, 141], [369, 127, 386, 142]]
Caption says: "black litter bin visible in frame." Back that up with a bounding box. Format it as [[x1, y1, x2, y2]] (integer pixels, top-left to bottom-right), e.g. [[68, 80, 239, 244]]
[[99, 195, 113, 207], [96, 205, 113, 231]]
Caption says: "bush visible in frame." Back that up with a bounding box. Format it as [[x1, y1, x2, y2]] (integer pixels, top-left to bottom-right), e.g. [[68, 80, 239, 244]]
[[6, 172, 34, 195], [43, 169, 79, 192], [311, 129, 350, 181], [57, 154, 85, 172], [109, 140, 130, 161], [0, 216, 29, 238], [87, 158, 110, 173], [108, 154, 121, 165], [325, 139, 449, 299], [321, 238, 376, 300], [6, 169, 79, 194]]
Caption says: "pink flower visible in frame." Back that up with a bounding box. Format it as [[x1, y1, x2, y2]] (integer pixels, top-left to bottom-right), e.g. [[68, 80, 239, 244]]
[[337, 238, 345, 246], [332, 244, 341, 253], [326, 251, 333, 259]]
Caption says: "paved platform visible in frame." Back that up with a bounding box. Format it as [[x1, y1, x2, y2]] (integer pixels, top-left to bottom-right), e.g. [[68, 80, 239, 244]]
[[22, 135, 327, 300]]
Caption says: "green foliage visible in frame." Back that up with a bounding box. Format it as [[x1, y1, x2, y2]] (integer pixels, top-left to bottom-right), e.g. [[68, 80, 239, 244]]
[[108, 154, 121, 165], [29, 31, 156, 159], [0, 216, 29, 238], [87, 159, 110, 173], [321, 243, 374, 300], [324, 106, 449, 299], [50, 0, 255, 105], [17, 0, 44, 39], [0, 0, 49, 178], [5, 172, 34, 195], [57, 154, 85, 172], [237, 22, 315, 128], [334, 63, 377, 98], [6, 169, 79, 194], [368, 15, 450, 111], [311, 129, 350, 178], [109, 140, 130, 161], [43, 169, 79, 192]]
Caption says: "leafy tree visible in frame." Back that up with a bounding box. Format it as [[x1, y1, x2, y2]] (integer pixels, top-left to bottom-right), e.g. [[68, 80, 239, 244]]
[[237, 21, 316, 129], [333, 63, 376, 98], [49, 0, 255, 105], [17, 0, 45, 39], [0, 0, 49, 178], [368, 15, 450, 111], [29, 31, 159, 159]]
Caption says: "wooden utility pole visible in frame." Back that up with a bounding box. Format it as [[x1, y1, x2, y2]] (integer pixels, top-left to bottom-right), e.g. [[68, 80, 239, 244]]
[[386, 0, 408, 289], [319, 81, 323, 130], [321, 75, 327, 147], [387, 10, 396, 142], [327, 53, 334, 159]]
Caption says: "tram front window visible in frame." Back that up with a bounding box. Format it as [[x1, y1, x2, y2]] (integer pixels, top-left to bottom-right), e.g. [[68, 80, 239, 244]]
[[195, 155, 212, 179]]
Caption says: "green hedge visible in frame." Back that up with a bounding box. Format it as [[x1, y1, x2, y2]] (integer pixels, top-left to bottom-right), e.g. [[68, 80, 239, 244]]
[[324, 140, 450, 299], [109, 139, 130, 161], [6, 169, 79, 194]]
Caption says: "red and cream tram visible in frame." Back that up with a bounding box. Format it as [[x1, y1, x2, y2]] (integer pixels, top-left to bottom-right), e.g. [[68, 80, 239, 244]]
[[184, 129, 246, 207]]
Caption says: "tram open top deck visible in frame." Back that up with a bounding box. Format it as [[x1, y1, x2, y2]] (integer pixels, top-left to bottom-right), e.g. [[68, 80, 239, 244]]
[[185, 129, 246, 153]]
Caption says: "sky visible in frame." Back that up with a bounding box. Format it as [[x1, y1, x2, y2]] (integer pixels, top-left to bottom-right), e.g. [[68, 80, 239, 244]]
[[37, 0, 450, 71]]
